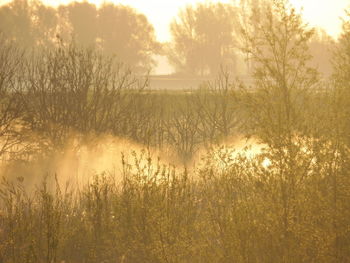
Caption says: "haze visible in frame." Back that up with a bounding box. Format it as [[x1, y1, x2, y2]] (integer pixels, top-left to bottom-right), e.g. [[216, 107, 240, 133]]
[[1, 0, 350, 262], [0, 0, 348, 41]]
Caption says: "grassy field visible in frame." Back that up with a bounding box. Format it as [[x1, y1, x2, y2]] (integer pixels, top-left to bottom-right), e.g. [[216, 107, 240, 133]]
[[0, 85, 349, 262], [0, 30, 350, 262]]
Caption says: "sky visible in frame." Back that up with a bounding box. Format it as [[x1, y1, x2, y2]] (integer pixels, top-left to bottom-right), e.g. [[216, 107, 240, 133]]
[[289, 0, 349, 39], [0, 0, 348, 74], [1, 0, 348, 42], [109, 0, 349, 42]]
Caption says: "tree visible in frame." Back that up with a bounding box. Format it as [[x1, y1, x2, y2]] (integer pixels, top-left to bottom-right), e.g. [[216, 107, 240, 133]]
[[239, 0, 318, 147], [165, 96, 201, 165], [328, 10, 350, 260], [168, 2, 238, 76], [0, 35, 27, 160], [57, 2, 159, 73], [333, 9, 350, 84], [97, 3, 159, 72], [193, 70, 238, 145], [59, 1, 97, 48], [0, 0, 58, 49], [0, 0, 35, 47], [308, 28, 334, 77], [238, 0, 319, 259], [0, 1, 159, 72], [23, 41, 147, 153]]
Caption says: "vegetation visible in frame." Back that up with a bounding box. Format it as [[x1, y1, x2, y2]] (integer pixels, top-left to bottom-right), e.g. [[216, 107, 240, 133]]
[[0, 0, 350, 262], [0, 0, 159, 72], [168, 2, 237, 76]]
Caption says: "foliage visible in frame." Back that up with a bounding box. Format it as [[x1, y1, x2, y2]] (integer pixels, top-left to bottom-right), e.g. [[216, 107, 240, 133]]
[[0, 0, 159, 72], [0, 1, 350, 262], [0, 0, 58, 48], [0, 143, 350, 262], [168, 2, 238, 76]]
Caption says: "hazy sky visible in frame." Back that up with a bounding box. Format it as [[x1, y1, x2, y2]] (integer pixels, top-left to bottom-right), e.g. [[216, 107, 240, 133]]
[[1, 0, 348, 42], [0, 0, 348, 74]]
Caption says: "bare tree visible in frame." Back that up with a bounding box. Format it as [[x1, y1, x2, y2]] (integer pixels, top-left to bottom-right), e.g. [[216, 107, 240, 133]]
[[165, 95, 201, 165], [193, 70, 238, 146], [24, 40, 147, 153], [0, 35, 27, 160]]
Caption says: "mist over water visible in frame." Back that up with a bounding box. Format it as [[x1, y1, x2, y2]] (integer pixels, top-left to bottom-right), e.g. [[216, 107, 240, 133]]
[[0, 131, 267, 192], [0, 135, 176, 189], [0, 0, 350, 262]]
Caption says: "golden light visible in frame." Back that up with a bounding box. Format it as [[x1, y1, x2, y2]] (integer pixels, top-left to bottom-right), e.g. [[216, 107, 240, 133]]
[[262, 157, 271, 168], [1, 0, 347, 41]]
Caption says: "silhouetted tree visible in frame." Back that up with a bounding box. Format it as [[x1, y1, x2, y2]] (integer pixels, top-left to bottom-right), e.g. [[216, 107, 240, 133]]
[[309, 28, 334, 77], [97, 3, 159, 72], [0, 0, 34, 47], [239, 0, 318, 146], [325, 9, 350, 260], [0, 1, 159, 72], [165, 96, 201, 164], [0, 35, 27, 160], [238, 0, 319, 259], [333, 9, 350, 94], [0, 0, 58, 49], [168, 2, 238, 76], [193, 70, 238, 145], [24, 41, 146, 152], [332, 8, 350, 146], [59, 1, 97, 48]]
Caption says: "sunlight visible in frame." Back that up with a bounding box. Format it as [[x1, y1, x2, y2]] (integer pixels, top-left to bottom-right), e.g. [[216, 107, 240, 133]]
[[212, 139, 271, 170], [1, 0, 350, 260], [1, 0, 346, 41], [289, 0, 348, 39], [262, 157, 271, 168]]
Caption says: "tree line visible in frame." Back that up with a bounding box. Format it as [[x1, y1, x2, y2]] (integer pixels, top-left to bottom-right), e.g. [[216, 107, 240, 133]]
[[0, 0, 334, 76], [0, 34, 238, 164]]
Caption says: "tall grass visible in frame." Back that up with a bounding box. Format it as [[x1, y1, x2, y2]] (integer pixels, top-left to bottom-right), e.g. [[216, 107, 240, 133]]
[[1, 144, 349, 262]]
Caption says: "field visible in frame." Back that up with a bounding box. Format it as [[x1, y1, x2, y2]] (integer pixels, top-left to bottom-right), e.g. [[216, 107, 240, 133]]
[[0, 1, 350, 261], [1, 73, 350, 262]]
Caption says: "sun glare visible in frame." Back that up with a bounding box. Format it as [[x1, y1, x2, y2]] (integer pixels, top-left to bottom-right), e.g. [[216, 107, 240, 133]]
[[262, 157, 271, 168]]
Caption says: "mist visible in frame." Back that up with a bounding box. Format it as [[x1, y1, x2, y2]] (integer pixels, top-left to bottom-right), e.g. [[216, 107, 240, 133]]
[[0, 0, 350, 262]]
